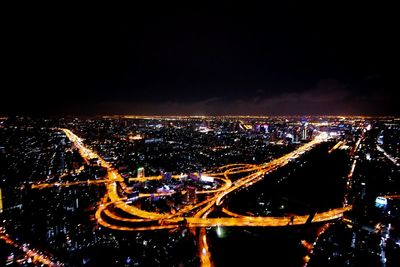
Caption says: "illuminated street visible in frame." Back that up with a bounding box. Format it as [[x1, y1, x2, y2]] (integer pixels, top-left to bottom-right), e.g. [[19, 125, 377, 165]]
[[0, 229, 63, 266], [54, 128, 353, 234]]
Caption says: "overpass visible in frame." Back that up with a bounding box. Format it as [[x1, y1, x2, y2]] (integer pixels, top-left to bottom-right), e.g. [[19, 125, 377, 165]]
[[54, 129, 351, 232]]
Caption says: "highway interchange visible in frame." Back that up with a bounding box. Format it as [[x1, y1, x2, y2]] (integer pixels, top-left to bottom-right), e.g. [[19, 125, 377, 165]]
[[58, 128, 351, 231], [29, 128, 354, 266]]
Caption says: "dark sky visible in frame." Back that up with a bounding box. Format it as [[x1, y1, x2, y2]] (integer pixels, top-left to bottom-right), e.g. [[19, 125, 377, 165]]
[[2, 1, 398, 116]]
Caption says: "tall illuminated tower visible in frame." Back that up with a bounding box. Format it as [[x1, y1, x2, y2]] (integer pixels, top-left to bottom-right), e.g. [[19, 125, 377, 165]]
[[137, 167, 145, 178], [301, 123, 308, 140]]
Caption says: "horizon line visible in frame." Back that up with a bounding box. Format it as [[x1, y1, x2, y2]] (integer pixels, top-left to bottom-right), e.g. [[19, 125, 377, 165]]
[[2, 114, 399, 119]]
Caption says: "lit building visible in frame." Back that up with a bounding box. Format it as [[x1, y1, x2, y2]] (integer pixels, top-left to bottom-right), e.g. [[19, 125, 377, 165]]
[[301, 124, 308, 140], [162, 172, 172, 181], [188, 172, 200, 181], [294, 132, 299, 143], [200, 175, 214, 183], [261, 124, 269, 133], [137, 167, 145, 178], [187, 186, 197, 204], [182, 186, 197, 204]]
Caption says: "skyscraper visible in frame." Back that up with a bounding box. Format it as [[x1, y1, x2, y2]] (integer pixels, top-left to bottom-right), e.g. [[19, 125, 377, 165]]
[[137, 167, 145, 178], [301, 123, 308, 140], [182, 186, 197, 204], [302, 128, 307, 140], [187, 186, 197, 204]]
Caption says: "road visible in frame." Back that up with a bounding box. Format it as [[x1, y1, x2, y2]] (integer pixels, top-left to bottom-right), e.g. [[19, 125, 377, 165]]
[[377, 145, 400, 166], [55, 129, 351, 232], [0, 230, 63, 266], [51, 129, 356, 267]]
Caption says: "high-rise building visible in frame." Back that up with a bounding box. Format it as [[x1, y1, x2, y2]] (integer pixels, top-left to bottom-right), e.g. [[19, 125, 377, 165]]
[[182, 186, 197, 204], [301, 126, 308, 140], [187, 186, 197, 204], [294, 132, 299, 143], [137, 167, 145, 178], [270, 131, 277, 142]]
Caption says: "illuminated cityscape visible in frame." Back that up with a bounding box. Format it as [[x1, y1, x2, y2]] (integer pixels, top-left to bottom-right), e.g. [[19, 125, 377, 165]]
[[0, 116, 399, 266], [1, 1, 398, 266]]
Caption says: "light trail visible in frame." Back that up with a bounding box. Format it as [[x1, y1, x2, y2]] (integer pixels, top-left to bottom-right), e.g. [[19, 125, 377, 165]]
[[57, 128, 351, 234], [377, 145, 400, 166], [303, 223, 332, 267], [199, 228, 213, 267], [198, 208, 214, 267], [328, 141, 344, 154], [0, 231, 63, 266], [32, 179, 110, 189]]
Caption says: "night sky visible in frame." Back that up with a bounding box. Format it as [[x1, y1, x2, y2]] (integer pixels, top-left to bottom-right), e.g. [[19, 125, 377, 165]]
[[2, 2, 398, 116]]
